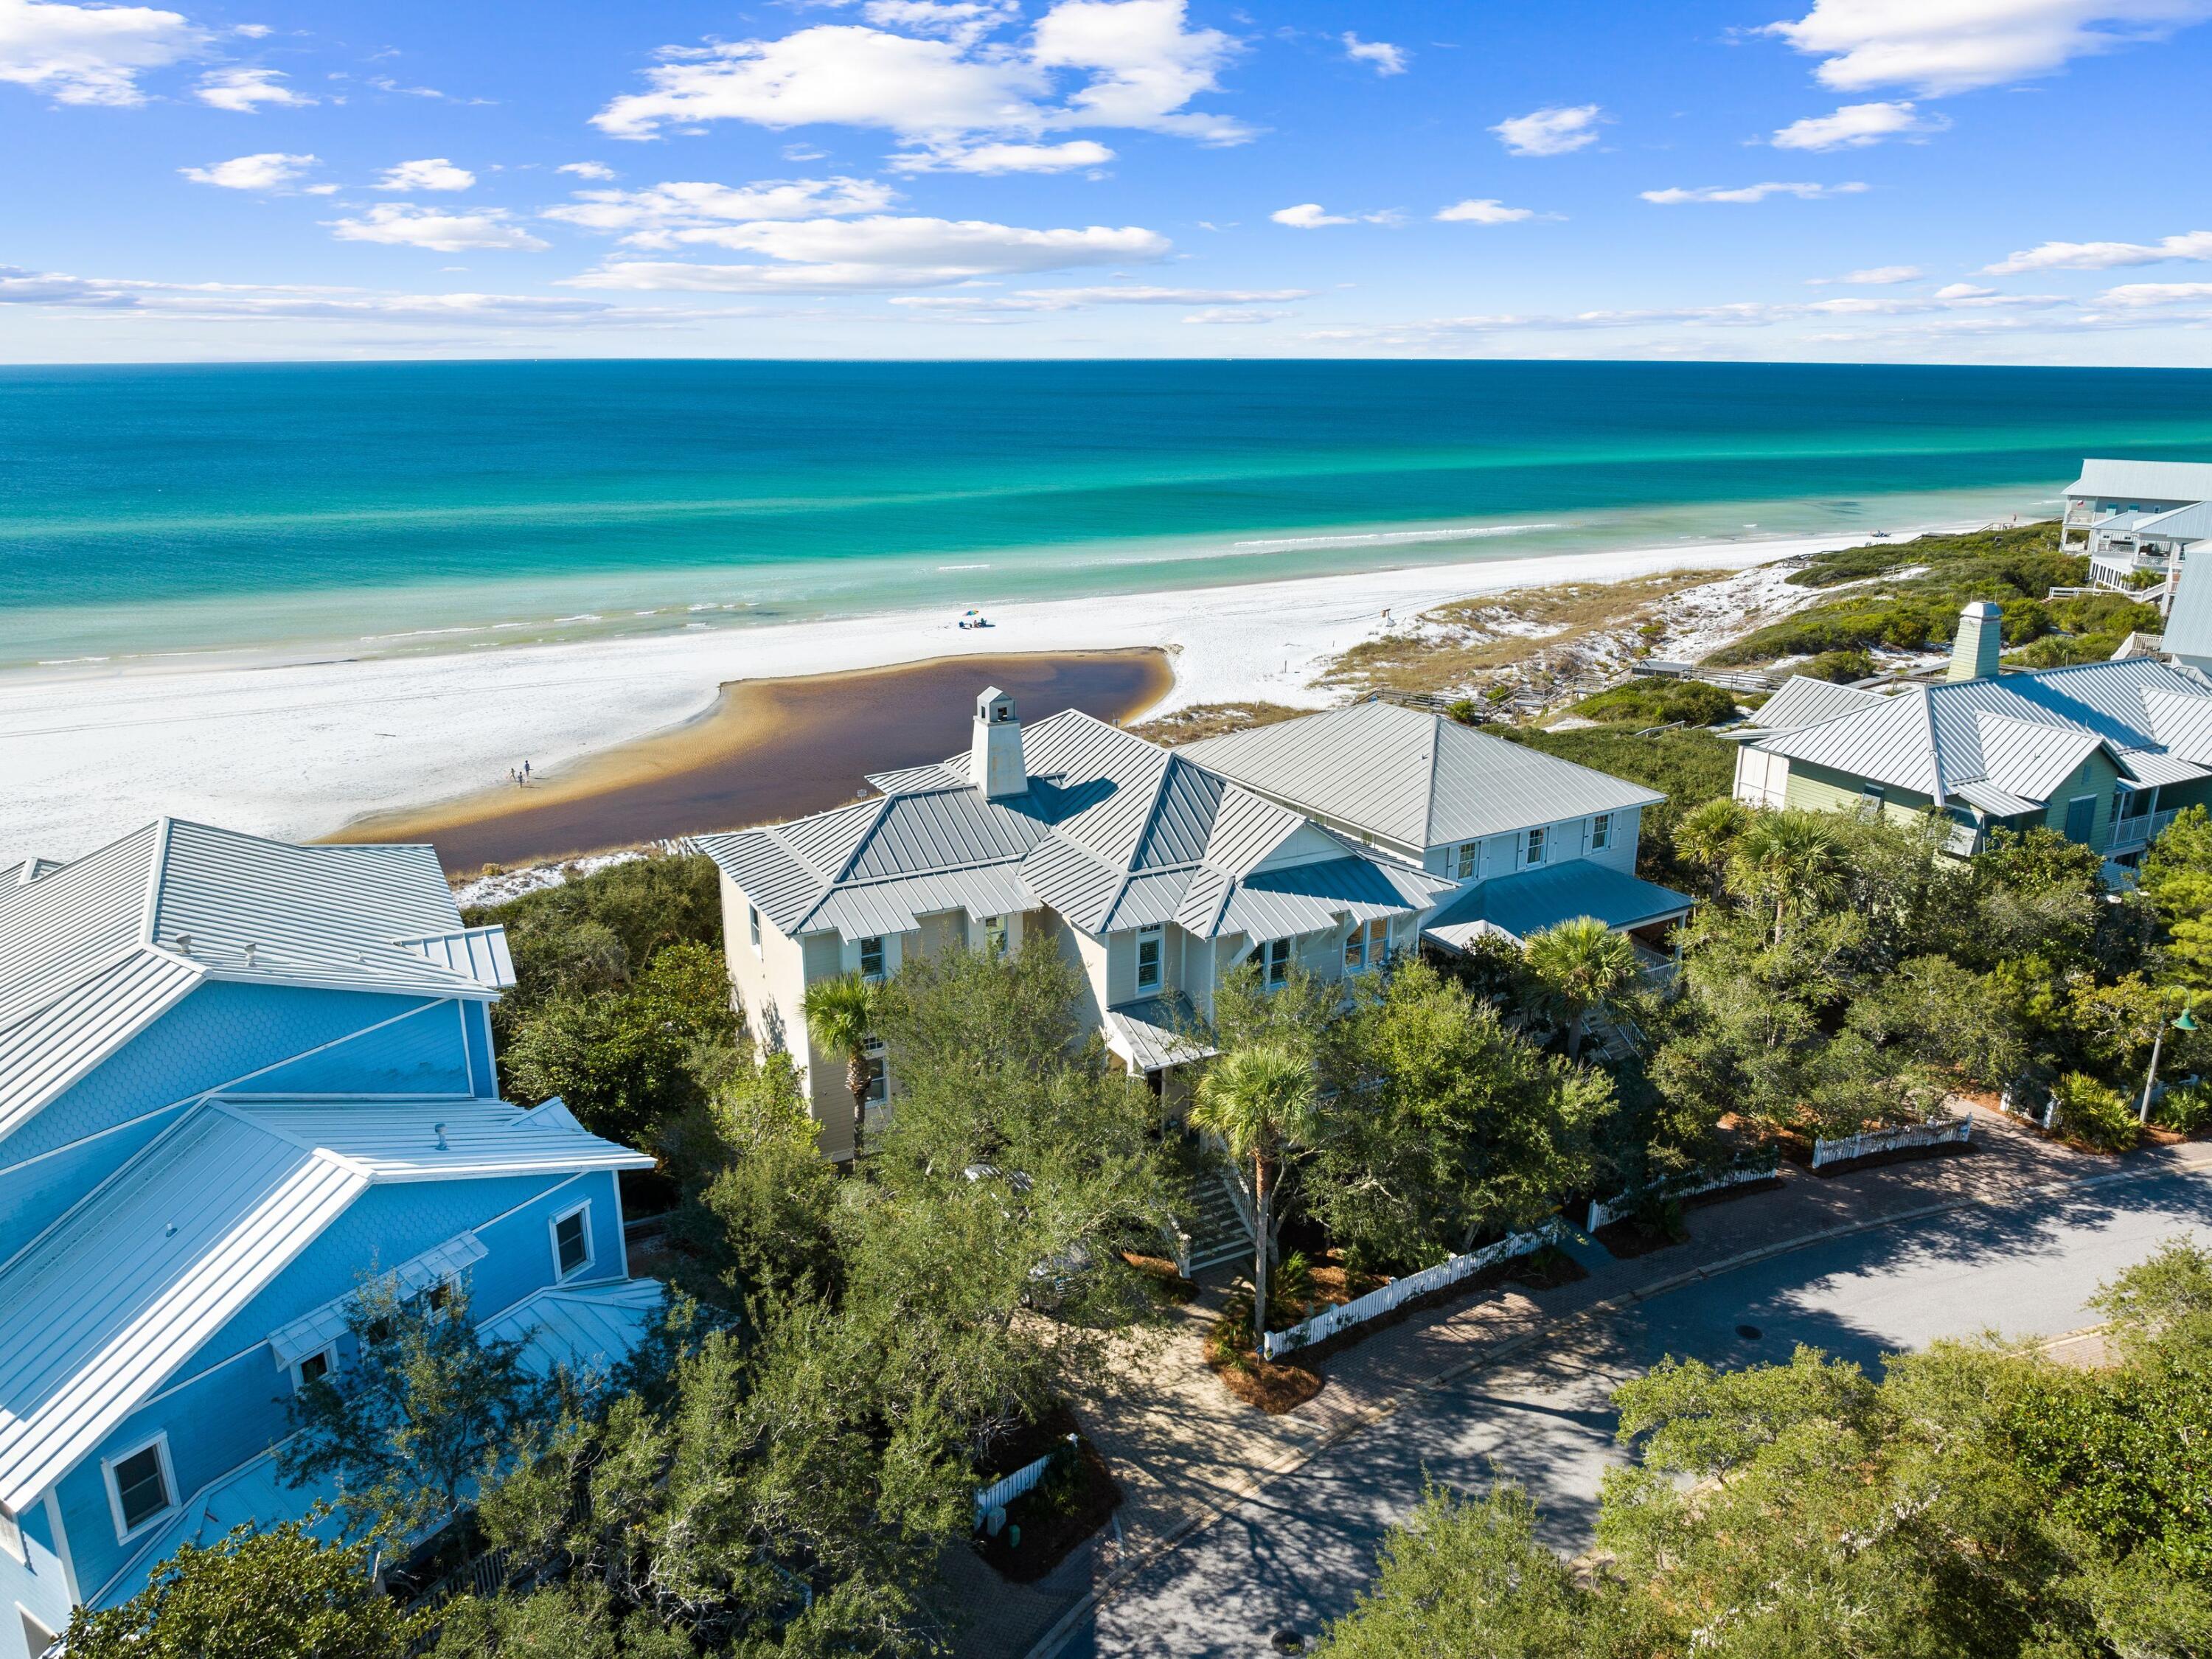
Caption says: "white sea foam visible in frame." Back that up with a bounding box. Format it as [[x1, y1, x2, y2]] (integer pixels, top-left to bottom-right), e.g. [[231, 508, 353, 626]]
[[1228, 522, 1565, 554]]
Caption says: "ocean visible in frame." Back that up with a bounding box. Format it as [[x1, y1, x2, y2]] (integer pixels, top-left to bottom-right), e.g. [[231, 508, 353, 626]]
[[7, 358, 2212, 672]]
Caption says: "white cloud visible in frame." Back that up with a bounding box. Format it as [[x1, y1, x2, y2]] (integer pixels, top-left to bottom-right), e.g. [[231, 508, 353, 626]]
[[1342, 32, 1406, 74], [1491, 104, 1604, 156], [558, 161, 617, 181], [1770, 99, 1947, 149], [545, 177, 897, 243], [232, 20, 265, 35], [1933, 281, 1995, 298], [1435, 198, 1537, 224], [1270, 202, 1402, 229], [1761, 0, 2212, 96], [179, 150, 316, 189], [0, 262, 754, 327], [1183, 305, 1287, 323], [889, 138, 1113, 172], [0, 0, 202, 106], [375, 157, 474, 192], [567, 214, 1169, 292], [2096, 280, 2212, 306], [592, 0, 1245, 147], [1983, 229, 2212, 271], [892, 283, 1308, 312], [1809, 263, 1923, 283], [1641, 180, 1869, 204], [195, 65, 310, 110], [328, 204, 549, 252]]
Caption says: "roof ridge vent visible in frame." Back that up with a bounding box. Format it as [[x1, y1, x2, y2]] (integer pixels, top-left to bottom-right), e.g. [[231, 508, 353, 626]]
[[174, 932, 193, 957]]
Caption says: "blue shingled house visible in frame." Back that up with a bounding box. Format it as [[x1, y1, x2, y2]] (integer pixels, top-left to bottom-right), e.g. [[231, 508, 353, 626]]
[[0, 820, 661, 1657]]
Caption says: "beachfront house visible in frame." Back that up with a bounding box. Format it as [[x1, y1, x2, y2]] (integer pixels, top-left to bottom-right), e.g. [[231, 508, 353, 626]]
[[1730, 601, 2212, 870], [2062, 458, 2212, 599], [1180, 700, 1694, 964], [0, 821, 661, 1658], [693, 689, 1693, 1155]]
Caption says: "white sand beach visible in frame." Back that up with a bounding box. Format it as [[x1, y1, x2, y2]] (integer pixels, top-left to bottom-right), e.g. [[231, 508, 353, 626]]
[[0, 527, 1950, 860]]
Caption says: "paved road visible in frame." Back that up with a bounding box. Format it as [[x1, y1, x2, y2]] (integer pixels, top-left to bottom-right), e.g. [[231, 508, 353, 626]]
[[1052, 1162, 2212, 1659]]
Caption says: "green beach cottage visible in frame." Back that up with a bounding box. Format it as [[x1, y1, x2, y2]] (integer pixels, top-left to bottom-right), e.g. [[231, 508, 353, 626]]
[[1730, 600, 2212, 869]]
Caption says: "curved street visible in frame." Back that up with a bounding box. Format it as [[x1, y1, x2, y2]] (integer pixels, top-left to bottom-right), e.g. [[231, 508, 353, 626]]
[[1048, 1158, 2212, 1659]]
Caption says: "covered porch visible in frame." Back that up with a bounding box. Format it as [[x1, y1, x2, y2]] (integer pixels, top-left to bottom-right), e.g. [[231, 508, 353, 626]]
[[1420, 861, 1695, 978]]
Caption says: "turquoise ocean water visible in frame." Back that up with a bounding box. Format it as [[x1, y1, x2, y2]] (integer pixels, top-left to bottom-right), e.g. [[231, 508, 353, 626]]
[[6, 359, 2212, 672]]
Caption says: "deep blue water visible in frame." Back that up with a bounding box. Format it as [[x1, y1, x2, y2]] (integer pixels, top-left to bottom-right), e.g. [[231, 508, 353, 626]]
[[5, 358, 2211, 667]]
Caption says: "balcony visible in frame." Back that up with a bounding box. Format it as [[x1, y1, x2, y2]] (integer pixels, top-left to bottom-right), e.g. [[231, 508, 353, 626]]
[[2108, 807, 2180, 854]]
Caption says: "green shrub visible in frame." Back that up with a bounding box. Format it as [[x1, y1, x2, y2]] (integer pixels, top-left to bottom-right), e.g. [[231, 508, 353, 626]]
[[1444, 698, 1479, 725], [2151, 1080, 2212, 1134], [1795, 649, 1875, 684], [1561, 679, 1739, 729], [2053, 1071, 2140, 1152]]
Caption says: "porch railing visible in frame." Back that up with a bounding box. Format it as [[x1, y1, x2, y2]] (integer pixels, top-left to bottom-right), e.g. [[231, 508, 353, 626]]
[[2109, 807, 2180, 852]]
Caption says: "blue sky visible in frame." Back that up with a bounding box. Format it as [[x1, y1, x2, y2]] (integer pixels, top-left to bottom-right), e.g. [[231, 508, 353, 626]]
[[5, 0, 2212, 362]]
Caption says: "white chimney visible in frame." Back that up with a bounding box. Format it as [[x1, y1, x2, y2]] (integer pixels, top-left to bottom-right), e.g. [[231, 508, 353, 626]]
[[970, 686, 1027, 799]]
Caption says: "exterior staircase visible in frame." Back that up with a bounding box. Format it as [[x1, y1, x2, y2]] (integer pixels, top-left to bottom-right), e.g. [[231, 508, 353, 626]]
[[1178, 1172, 1257, 1275]]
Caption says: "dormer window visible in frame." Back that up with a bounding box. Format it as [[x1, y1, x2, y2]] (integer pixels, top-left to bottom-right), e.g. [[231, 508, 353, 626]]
[[1135, 925, 1163, 992], [859, 936, 886, 980]]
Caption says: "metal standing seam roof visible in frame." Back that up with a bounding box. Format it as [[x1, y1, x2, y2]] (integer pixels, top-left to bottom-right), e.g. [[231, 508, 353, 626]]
[[265, 1232, 491, 1366], [0, 1095, 649, 1513], [2065, 459, 2212, 503], [0, 819, 518, 1145], [2166, 554, 2212, 663], [91, 1451, 343, 1610], [480, 1279, 667, 1382], [1180, 700, 1664, 849], [1100, 995, 1217, 1074], [1426, 862, 1695, 947], [1749, 675, 1889, 734], [692, 704, 1459, 946], [2131, 500, 2212, 541], [1750, 657, 2212, 809]]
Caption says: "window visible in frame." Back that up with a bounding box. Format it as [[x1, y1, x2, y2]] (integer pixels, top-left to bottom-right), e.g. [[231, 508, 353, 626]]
[[1455, 841, 1478, 880], [748, 905, 762, 955], [864, 1037, 889, 1106], [1247, 937, 1291, 987], [983, 914, 1009, 959], [550, 1202, 593, 1280], [293, 1346, 335, 1392], [105, 1435, 174, 1540], [1135, 925, 1163, 991], [1860, 783, 1885, 818], [1591, 813, 1611, 851], [1524, 827, 1547, 866], [1344, 917, 1390, 970], [859, 936, 885, 981]]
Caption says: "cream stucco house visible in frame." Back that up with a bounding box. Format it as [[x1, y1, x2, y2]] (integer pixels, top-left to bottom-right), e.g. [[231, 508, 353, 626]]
[[692, 689, 1695, 1158]]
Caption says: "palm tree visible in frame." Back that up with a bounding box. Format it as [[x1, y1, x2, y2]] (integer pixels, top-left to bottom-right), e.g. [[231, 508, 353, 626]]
[[1673, 797, 1750, 900], [802, 972, 883, 1159], [1521, 916, 1641, 1059], [1189, 1044, 1318, 1349], [1727, 810, 1844, 945]]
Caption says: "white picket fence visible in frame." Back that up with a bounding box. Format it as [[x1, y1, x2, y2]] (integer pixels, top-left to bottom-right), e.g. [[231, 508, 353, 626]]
[[1585, 1164, 1775, 1234], [1261, 1222, 1560, 1361], [973, 1436, 1077, 1532], [1811, 1115, 1972, 1169]]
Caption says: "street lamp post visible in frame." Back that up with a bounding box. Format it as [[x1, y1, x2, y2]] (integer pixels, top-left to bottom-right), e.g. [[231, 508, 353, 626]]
[[2140, 1006, 2199, 1124]]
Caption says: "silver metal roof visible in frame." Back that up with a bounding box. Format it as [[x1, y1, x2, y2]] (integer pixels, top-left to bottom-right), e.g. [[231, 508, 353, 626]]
[[1752, 675, 1887, 733], [1180, 700, 1664, 849], [1101, 994, 1216, 1074], [0, 1092, 647, 1512], [1427, 862, 1694, 946], [693, 703, 1457, 945], [2133, 500, 2212, 542], [481, 1279, 666, 1381], [2065, 459, 2212, 502], [1750, 656, 2212, 810], [2166, 554, 2212, 663], [0, 819, 512, 1146]]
